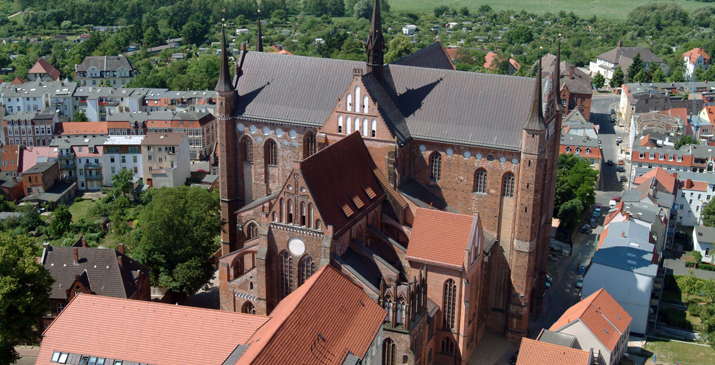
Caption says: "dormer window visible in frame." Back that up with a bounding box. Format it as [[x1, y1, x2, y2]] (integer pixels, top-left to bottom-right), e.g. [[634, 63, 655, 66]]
[[575, 147, 581, 153], [585, 148, 591, 154], [565, 146, 572, 152]]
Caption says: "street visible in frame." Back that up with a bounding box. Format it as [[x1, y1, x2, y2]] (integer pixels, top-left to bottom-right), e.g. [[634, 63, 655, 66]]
[[529, 94, 627, 336]]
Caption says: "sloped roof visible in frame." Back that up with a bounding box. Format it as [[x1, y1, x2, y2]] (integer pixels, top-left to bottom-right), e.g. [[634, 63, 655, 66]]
[[683, 47, 710, 64], [597, 47, 663, 75], [537, 55, 592, 95], [516, 338, 590, 365], [24, 161, 56, 174], [42, 245, 148, 300], [236, 265, 385, 365], [59, 122, 110, 135], [234, 50, 536, 150], [632, 167, 677, 194], [21, 146, 57, 173], [28, 58, 60, 80], [406, 208, 476, 269], [141, 132, 186, 146], [36, 295, 269, 365], [300, 132, 385, 233], [550, 289, 632, 352], [76, 55, 136, 72], [392, 42, 455, 70]]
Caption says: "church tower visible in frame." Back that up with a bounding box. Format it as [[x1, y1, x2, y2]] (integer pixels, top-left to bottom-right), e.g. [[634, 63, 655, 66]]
[[366, 0, 384, 81], [216, 23, 240, 255]]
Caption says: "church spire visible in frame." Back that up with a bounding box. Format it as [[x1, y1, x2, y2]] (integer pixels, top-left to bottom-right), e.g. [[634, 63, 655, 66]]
[[215, 22, 234, 92], [554, 35, 562, 109], [524, 52, 546, 131], [256, 16, 263, 52], [366, 0, 384, 80]]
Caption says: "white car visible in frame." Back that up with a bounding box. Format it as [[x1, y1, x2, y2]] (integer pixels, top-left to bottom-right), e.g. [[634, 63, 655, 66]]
[[576, 278, 583, 289]]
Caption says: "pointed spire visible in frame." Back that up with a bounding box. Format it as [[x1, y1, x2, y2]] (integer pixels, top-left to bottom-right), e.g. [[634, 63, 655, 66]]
[[215, 21, 234, 92], [538, 56, 544, 120], [524, 49, 546, 131], [366, 0, 384, 80], [554, 35, 563, 109], [256, 17, 263, 52]]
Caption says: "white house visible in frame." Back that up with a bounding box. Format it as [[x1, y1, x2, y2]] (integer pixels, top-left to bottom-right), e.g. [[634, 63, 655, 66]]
[[101, 135, 145, 187], [141, 133, 190, 188], [402, 25, 417, 35], [683, 48, 710, 80], [589, 45, 668, 86], [581, 220, 658, 335], [693, 226, 715, 263]]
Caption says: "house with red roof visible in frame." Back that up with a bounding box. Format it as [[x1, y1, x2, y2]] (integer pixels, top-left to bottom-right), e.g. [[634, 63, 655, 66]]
[[550, 289, 631, 365], [27, 58, 61, 81], [516, 337, 592, 365], [683, 47, 710, 80], [483, 51, 520, 75]]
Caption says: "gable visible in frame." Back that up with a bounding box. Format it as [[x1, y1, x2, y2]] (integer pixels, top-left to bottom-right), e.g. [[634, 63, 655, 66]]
[[267, 167, 325, 231]]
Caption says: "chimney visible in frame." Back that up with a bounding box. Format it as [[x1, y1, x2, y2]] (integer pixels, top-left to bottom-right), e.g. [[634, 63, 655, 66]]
[[673, 173, 678, 180], [117, 243, 125, 268], [81, 236, 87, 247], [570, 64, 575, 80], [117, 242, 125, 254], [618, 40, 622, 48], [73, 247, 79, 265]]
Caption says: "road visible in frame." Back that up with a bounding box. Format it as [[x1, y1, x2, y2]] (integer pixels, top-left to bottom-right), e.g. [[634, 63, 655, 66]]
[[529, 94, 627, 336]]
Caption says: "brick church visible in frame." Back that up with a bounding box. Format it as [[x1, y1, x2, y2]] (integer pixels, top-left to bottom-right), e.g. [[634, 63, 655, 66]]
[[216, 1, 563, 363]]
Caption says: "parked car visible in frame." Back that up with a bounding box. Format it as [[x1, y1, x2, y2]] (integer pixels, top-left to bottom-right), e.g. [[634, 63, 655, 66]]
[[609, 200, 618, 209], [620, 175, 628, 182], [579, 265, 587, 275], [594, 208, 601, 216], [613, 196, 621, 202], [590, 218, 597, 228], [607, 160, 614, 166], [617, 166, 625, 172], [546, 275, 553, 283], [580, 225, 592, 234], [616, 136, 622, 143], [545, 281, 551, 289], [610, 109, 615, 114], [595, 203, 602, 209], [618, 159, 624, 165], [576, 277, 584, 289]]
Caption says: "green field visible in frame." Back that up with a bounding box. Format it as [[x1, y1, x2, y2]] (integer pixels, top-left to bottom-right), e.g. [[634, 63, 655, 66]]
[[644, 338, 715, 365], [389, 0, 711, 21]]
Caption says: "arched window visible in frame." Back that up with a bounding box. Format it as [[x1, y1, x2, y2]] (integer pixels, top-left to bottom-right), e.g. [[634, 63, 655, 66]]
[[371, 119, 377, 138], [279, 251, 293, 300], [396, 297, 405, 325], [279, 198, 284, 223], [443, 279, 456, 330], [315, 219, 322, 230], [502, 172, 515, 198], [243, 137, 253, 162], [383, 294, 393, 323], [347, 93, 352, 112], [299, 202, 306, 226], [303, 132, 316, 159], [355, 86, 361, 113], [308, 203, 313, 228], [246, 222, 259, 240], [338, 115, 343, 133], [363, 95, 369, 113], [287, 199, 293, 224], [299, 255, 315, 285], [440, 338, 454, 355], [272, 211, 277, 221], [265, 139, 277, 166], [346, 116, 352, 134], [429, 152, 442, 182], [474, 168, 487, 194], [363, 118, 368, 137], [382, 339, 396, 365], [241, 301, 256, 314]]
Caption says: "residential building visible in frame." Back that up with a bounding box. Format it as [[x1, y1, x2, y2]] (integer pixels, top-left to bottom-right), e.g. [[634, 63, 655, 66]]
[[538, 53, 593, 119], [628, 112, 682, 149], [619, 84, 704, 126], [562, 109, 597, 138], [21, 146, 58, 174], [549, 289, 632, 365], [3, 110, 57, 147], [672, 170, 715, 226], [590, 44, 669, 86], [697, 106, 715, 141], [402, 25, 418, 35], [73, 85, 151, 119], [101, 135, 145, 187], [683, 47, 710, 80], [560, 134, 602, 172], [693, 226, 715, 262], [0, 144, 20, 176], [483, 51, 520, 75], [74, 55, 138, 86], [56, 121, 144, 139], [0, 172, 22, 201], [39, 241, 150, 330], [74, 143, 104, 191], [27, 58, 60, 82], [23, 161, 59, 195], [141, 133, 190, 188], [581, 221, 657, 335], [0, 80, 77, 121], [51, 137, 106, 184], [516, 337, 592, 365], [36, 265, 385, 365]]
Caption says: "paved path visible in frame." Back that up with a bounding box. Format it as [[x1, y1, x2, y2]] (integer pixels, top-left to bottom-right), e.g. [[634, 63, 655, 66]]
[[467, 332, 518, 365], [13, 346, 39, 365], [663, 258, 715, 279], [8, 11, 22, 19]]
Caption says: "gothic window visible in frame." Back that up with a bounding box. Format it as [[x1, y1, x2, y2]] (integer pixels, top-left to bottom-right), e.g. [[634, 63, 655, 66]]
[[355, 86, 361, 113], [303, 132, 316, 159], [363, 118, 369, 137], [443, 279, 456, 330], [245, 222, 259, 240], [308, 203, 314, 228], [347, 93, 352, 112], [346, 116, 352, 134], [430, 152, 442, 182], [382, 338, 396, 365], [371, 119, 377, 138], [396, 297, 405, 325], [279, 251, 293, 300], [243, 137, 253, 162], [279, 198, 284, 223], [502, 172, 515, 198], [338, 115, 343, 133], [363, 95, 369, 113], [287, 199, 293, 224], [265, 139, 277, 166], [299, 255, 315, 285], [241, 301, 255, 314], [440, 338, 454, 355], [383, 294, 393, 323], [315, 219, 322, 230], [299, 202, 307, 226], [474, 168, 487, 193]]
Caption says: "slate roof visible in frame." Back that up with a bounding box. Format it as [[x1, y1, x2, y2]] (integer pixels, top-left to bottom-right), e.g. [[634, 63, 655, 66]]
[[406, 208, 478, 270], [24, 161, 56, 174], [233, 50, 537, 150], [141, 132, 186, 146], [36, 295, 269, 365], [391, 42, 455, 70], [592, 221, 658, 277], [235, 265, 385, 365], [76, 55, 136, 72], [42, 245, 149, 300], [537, 55, 592, 95], [516, 338, 590, 365], [597, 47, 663, 75]]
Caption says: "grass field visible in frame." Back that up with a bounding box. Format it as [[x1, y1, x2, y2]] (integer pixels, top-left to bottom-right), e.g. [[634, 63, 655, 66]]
[[643, 338, 715, 365], [68, 199, 97, 223], [389, 0, 710, 21]]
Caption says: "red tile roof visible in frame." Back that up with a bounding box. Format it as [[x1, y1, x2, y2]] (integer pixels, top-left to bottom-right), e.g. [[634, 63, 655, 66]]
[[237, 265, 386, 365], [484, 51, 498, 69], [21, 146, 57, 173], [559, 145, 602, 159], [604, 202, 624, 226], [632, 167, 677, 194], [406, 208, 477, 270], [683, 47, 711, 64], [11, 76, 24, 84], [550, 289, 631, 352], [36, 294, 270, 365], [660, 108, 688, 124], [28, 58, 60, 80], [58, 122, 110, 135], [680, 178, 708, 192], [516, 338, 590, 365]]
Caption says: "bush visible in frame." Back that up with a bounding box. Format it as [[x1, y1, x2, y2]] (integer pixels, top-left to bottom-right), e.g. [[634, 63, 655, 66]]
[[75, 197, 84, 203], [692, 251, 703, 263], [686, 261, 697, 268], [697, 263, 715, 271], [689, 302, 703, 317], [660, 308, 693, 330]]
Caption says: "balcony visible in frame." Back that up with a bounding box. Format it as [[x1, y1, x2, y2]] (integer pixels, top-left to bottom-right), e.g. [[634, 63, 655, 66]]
[[84, 163, 102, 170], [58, 154, 74, 160], [85, 174, 103, 181], [60, 162, 75, 170], [60, 174, 76, 181]]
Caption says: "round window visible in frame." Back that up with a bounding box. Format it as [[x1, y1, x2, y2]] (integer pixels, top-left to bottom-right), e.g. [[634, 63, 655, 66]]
[[463, 151, 471, 158], [237, 123, 245, 132], [487, 155, 495, 161], [289, 130, 298, 139], [262, 126, 270, 136], [419, 145, 427, 152], [446, 148, 454, 156], [288, 238, 305, 256], [249, 125, 257, 134], [275, 128, 284, 137]]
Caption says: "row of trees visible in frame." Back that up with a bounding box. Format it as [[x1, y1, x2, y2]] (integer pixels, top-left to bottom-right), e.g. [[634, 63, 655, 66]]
[[554, 154, 599, 231]]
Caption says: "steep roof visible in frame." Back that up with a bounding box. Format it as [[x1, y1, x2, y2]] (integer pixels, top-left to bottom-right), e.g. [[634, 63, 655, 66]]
[[42, 245, 148, 300], [28, 58, 60, 80], [141, 132, 186, 146], [234, 50, 536, 150], [550, 289, 632, 352], [406, 208, 477, 269], [537, 55, 592, 95], [300, 132, 385, 233], [36, 295, 269, 365], [236, 265, 385, 365], [632, 167, 677, 194], [683, 47, 710, 64], [76, 55, 136, 72], [516, 338, 590, 365], [392, 42, 455, 70], [597, 47, 663, 75]]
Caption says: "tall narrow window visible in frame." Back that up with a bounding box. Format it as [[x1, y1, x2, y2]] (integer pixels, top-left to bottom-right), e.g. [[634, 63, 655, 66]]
[[279, 198, 284, 223], [287, 199, 293, 223], [303, 132, 316, 159], [371, 119, 377, 137], [299, 255, 315, 285], [441, 338, 454, 354], [363, 118, 368, 137], [396, 297, 405, 325], [363, 95, 369, 113], [308, 203, 314, 228], [384, 294, 393, 323], [355, 86, 361, 113], [502, 172, 515, 198], [430, 152, 442, 182], [338, 115, 343, 133], [299, 202, 307, 226], [241, 301, 255, 314], [279, 251, 293, 300], [243, 137, 253, 162], [382, 339, 396, 365], [474, 168, 487, 193], [246, 222, 259, 240], [443, 279, 456, 330], [265, 139, 277, 166], [347, 93, 352, 112], [346, 116, 352, 134]]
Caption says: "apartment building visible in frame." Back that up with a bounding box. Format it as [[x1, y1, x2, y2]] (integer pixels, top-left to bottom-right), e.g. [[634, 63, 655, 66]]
[[75, 55, 138, 87], [3, 110, 57, 147], [0, 80, 77, 121], [101, 135, 145, 187], [51, 137, 107, 191], [141, 133, 189, 188]]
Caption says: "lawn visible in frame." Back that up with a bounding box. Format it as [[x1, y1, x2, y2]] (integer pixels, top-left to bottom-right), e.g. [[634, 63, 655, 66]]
[[68, 199, 98, 223], [643, 338, 715, 365], [389, 0, 707, 21]]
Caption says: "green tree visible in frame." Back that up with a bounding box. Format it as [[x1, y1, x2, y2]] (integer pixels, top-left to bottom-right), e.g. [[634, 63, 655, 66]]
[[627, 53, 644, 81], [632, 70, 647, 83], [434, 6, 449, 18], [702, 199, 715, 227], [0, 196, 14, 212], [49, 204, 72, 238], [143, 26, 162, 48], [459, 7, 470, 17], [73, 109, 89, 122], [557, 199, 585, 228], [677, 270, 702, 301], [19, 205, 42, 232], [132, 187, 221, 296], [0, 233, 54, 365], [675, 134, 698, 150], [592, 73, 605, 89], [669, 67, 686, 82], [478, 5, 492, 13], [182, 22, 208, 46], [610, 66, 625, 88], [385, 35, 415, 64], [554, 154, 599, 229], [328, 0, 345, 16], [111, 168, 134, 198], [652, 66, 666, 82], [695, 65, 706, 81]]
